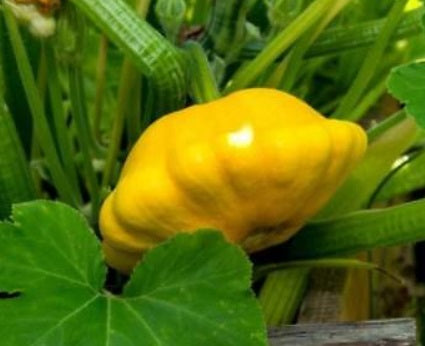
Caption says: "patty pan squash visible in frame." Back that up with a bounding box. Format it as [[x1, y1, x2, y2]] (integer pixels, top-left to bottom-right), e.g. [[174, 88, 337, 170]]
[[100, 88, 367, 273]]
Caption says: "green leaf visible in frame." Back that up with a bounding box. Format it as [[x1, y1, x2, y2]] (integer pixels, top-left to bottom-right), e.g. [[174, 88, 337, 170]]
[[0, 201, 106, 345], [388, 61, 425, 129], [0, 201, 266, 346]]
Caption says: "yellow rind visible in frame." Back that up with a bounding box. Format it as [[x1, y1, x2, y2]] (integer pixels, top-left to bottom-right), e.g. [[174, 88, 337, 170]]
[[99, 88, 368, 274]]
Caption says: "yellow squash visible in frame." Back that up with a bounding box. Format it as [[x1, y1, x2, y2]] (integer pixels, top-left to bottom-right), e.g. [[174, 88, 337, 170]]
[[100, 88, 367, 273]]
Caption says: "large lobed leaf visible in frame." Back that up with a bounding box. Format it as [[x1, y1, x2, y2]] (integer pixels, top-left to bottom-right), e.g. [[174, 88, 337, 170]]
[[0, 201, 266, 346]]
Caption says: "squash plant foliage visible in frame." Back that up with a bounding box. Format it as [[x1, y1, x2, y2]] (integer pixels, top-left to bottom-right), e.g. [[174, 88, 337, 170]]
[[1, 0, 425, 344]]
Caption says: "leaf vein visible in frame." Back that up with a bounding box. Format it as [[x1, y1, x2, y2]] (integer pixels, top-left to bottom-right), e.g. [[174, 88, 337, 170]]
[[9, 262, 94, 291], [29, 294, 101, 346], [138, 295, 239, 338], [121, 300, 162, 346]]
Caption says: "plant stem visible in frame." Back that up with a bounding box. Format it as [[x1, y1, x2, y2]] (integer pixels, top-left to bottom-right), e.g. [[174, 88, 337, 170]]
[[186, 0, 212, 25], [333, 0, 409, 118], [126, 77, 143, 145], [318, 116, 417, 218], [285, 197, 425, 260], [44, 42, 82, 204], [346, 77, 388, 122], [373, 148, 425, 202], [254, 258, 402, 283], [70, 0, 186, 116], [367, 147, 425, 206], [101, 60, 139, 188], [184, 40, 220, 103], [92, 36, 109, 144], [0, 51, 36, 217], [259, 269, 309, 326], [0, 103, 37, 218], [136, 0, 152, 20], [366, 110, 407, 142], [58, 3, 103, 219], [125, 0, 151, 143], [306, 6, 424, 58], [3, 5, 78, 206], [101, 0, 151, 189], [319, 97, 342, 115], [225, 0, 334, 93], [204, 0, 256, 62], [240, 7, 425, 59], [36, 47, 47, 103], [274, 0, 352, 90], [68, 67, 100, 218], [257, 256, 402, 326]]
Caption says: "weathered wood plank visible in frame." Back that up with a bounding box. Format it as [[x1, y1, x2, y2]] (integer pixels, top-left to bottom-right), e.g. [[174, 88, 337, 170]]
[[298, 268, 348, 322], [268, 318, 415, 346]]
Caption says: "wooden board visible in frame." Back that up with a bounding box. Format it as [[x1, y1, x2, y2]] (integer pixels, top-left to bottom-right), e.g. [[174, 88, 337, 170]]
[[268, 318, 415, 345]]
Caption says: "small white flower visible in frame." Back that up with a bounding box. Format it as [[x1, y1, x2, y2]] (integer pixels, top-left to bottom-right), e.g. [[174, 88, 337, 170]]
[[4, 0, 56, 38], [29, 15, 56, 37]]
